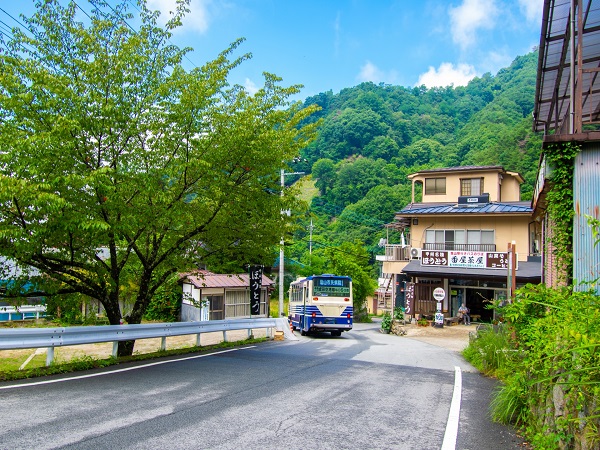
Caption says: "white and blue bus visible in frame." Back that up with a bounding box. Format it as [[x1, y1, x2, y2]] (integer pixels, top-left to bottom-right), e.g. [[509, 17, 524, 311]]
[[288, 274, 353, 336]]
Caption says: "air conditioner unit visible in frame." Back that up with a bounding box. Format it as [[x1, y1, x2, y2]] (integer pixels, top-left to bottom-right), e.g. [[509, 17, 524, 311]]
[[410, 247, 422, 259]]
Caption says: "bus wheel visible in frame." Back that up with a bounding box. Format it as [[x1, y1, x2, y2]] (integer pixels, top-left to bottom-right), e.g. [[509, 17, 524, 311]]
[[331, 331, 342, 337], [300, 329, 307, 336]]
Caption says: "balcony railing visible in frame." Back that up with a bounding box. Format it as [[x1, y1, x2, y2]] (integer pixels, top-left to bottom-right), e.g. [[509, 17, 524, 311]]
[[383, 245, 411, 261], [423, 243, 496, 252], [382, 243, 498, 262]]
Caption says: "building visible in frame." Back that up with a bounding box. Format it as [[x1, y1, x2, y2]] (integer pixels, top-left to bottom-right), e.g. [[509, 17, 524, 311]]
[[532, 0, 600, 292], [180, 270, 274, 321], [379, 165, 541, 323]]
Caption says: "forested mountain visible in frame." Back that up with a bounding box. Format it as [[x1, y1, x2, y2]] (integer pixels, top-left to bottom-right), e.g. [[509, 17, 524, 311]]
[[286, 51, 541, 276]]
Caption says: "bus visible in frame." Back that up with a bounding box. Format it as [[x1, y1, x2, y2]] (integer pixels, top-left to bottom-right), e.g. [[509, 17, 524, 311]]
[[288, 274, 352, 336]]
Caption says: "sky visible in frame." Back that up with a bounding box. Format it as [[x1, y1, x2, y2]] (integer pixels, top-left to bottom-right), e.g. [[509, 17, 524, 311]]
[[1, 0, 544, 100]]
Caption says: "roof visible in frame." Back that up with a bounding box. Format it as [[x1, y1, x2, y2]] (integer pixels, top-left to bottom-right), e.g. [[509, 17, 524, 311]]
[[407, 165, 525, 184], [395, 201, 533, 216], [401, 260, 542, 283], [182, 271, 274, 289], [534, 0, 600, 134], [407, 165, 504, 176]]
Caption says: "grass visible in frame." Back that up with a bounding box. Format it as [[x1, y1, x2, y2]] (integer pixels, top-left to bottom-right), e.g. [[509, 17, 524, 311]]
[[296, 175, 319, 204], [269, 298, 288, 318]]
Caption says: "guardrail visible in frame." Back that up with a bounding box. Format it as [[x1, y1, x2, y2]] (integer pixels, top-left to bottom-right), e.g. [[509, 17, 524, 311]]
[[0, 317, 295, 366], [0, 305, 47, 322]]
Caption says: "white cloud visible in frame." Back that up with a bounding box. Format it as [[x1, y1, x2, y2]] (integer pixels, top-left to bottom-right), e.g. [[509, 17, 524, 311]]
[[146, 0, 210, 33], [480, 50, 513, 74], [356, 61, 397, 85], [517, 0, 543, 23], [357, 61, 383, 83], [416, 62, 477, 88], [449, 0, 498, 50], [244, 78, 259, 95], [333, 11, 341, 57]]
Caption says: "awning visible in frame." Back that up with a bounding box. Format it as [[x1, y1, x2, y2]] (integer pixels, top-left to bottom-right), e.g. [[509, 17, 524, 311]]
[[401, 260, 541, 283]]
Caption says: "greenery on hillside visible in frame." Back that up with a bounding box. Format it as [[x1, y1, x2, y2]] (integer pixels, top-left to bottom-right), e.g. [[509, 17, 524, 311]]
[[285, 51, 542, 286]]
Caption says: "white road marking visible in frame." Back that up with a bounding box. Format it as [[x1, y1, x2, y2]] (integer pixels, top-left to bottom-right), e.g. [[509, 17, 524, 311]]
[[441, 365, 462, 450], [19, 347, 46, 370], [1, 346, 254, 390]]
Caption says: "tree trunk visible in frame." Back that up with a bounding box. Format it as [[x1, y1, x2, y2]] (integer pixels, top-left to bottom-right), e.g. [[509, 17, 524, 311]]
[[117, 340, 135, 357]]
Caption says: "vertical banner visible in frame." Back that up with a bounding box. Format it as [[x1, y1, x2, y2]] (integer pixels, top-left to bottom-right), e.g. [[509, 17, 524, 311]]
[[404, 282, 415, 315], [249, 265, 263, 316]]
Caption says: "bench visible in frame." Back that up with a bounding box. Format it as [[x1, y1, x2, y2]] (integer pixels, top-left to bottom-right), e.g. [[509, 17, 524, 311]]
[[444, 317, 460, 326]]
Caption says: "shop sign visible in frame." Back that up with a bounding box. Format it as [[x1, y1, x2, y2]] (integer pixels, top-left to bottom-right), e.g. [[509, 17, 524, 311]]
[[404, 282, 414, 315], [421, 251, 448, 266], [249, 265, 263, 315], [420, 250, 513, 270], [486, 252, 509, 269]]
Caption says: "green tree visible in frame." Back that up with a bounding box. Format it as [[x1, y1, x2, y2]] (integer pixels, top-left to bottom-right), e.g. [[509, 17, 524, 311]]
[[311, 158, 336, 195], [324, 241, 377, 321], [0, 0, 318, 356]]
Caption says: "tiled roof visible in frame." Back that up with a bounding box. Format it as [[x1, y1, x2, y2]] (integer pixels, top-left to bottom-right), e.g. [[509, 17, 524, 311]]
[[183, 271, 274, 289], [409, 165, 504, 174], [396, 201, 532, 215]]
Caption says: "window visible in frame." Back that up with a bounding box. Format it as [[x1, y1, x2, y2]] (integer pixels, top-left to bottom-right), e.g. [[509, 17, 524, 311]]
[[461, 178, 484, 196], [426, 229, 465, 249], [425, 229, 494, 251], [425, 177, 446, 195], [467, 230, 494, 245], [208, 295, 224, 320]]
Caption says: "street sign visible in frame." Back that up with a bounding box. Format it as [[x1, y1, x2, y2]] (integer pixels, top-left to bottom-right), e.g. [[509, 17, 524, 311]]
[[433, 287, 445, 301]]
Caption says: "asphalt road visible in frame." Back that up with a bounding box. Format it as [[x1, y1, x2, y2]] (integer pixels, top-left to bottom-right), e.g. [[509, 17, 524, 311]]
[[0, 322, 527, 449]]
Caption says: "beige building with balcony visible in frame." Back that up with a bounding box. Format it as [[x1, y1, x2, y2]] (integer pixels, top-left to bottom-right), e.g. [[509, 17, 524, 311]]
[[378, 166, 541, 323]]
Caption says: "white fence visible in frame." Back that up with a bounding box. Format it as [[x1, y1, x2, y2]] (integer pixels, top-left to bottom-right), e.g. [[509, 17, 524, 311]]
[[0, 317, 295, 366], [0, 305, 47, 321]]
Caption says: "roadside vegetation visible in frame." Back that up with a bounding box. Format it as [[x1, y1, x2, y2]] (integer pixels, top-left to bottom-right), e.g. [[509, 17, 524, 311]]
[[463, 284, 600, 449]]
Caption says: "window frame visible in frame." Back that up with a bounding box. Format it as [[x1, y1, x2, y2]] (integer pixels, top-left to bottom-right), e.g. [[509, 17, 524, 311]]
[[460, 177, 484, 196], [424, 177, 446, 195]]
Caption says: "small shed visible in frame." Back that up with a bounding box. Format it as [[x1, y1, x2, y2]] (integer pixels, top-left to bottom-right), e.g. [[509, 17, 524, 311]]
[[180, 270, 274, 321]]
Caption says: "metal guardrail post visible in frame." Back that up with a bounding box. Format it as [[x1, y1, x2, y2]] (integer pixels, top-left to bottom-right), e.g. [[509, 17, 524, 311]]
[[196, 333, 201, 347], [223, 331, 227, 342], [46, 347, 54, 366], [161, 336, 166, 351], [112, 342, 118, 358]]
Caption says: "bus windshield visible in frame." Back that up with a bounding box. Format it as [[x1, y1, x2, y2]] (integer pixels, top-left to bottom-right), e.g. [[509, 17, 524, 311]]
[[312, 276, 351, 297]]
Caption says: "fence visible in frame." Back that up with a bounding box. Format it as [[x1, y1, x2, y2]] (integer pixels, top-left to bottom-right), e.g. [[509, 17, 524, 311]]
[[0, 317, 295, 366], [0, 305, 46, 322]]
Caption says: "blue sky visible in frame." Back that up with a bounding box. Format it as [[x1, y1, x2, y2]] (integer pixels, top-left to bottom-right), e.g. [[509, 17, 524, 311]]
[[1, 0, 544, 100]]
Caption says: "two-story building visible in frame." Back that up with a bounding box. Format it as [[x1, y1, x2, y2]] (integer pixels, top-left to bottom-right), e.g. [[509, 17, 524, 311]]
[[380, 165, 541, 323]]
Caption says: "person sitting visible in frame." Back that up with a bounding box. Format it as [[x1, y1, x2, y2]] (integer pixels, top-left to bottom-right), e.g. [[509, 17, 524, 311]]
[[458, 303, 470, 325]]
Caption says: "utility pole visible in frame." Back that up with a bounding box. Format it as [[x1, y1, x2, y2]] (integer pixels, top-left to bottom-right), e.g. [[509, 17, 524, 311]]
[[279, 168, 305, 317]]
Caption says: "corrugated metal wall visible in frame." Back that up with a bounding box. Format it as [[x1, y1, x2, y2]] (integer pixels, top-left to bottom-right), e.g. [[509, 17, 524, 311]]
[[573, 144, 600, 292]]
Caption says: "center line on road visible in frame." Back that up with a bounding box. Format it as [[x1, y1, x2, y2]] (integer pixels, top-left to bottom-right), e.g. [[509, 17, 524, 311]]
[[0, 346, 255, 390], [441, 365, 462, 450]]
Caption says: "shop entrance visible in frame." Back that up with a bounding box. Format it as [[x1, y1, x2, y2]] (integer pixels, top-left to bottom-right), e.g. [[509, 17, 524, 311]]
[[465, 288, 494, 322]]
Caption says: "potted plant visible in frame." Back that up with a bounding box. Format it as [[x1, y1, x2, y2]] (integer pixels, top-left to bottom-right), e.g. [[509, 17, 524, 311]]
[[381, 313, 392, 334], [417, 317, 429, 327], [393, 306, 405, 322]]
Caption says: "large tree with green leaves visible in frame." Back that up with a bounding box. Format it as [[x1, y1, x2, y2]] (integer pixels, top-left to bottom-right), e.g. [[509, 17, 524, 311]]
[[0, 0, 318, 355]]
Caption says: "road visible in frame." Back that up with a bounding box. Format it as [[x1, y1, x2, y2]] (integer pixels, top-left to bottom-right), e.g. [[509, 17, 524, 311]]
[[0, 322, 527, 449]]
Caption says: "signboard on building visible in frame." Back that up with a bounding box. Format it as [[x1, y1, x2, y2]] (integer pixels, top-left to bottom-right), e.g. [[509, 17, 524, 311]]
[[421, 251, 516, 270], [249, 265, 263, 315], [404, 282, 414, 315]]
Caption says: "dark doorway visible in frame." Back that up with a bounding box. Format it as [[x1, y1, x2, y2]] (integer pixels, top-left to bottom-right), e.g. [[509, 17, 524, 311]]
[[466, 288, 494, 322]]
